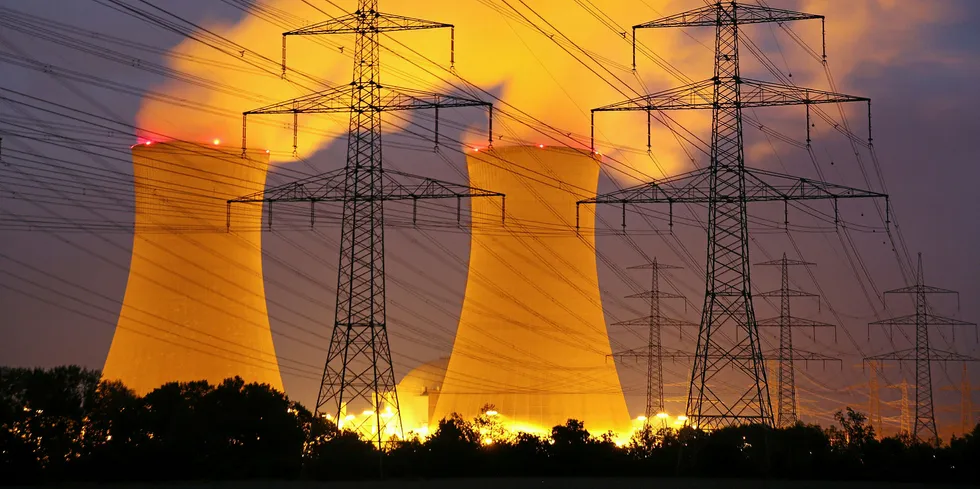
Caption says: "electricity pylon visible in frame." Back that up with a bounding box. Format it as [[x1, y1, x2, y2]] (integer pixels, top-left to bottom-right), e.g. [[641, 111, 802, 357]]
[[229, 0, 501, 446], [756, 254, 838, 427], [610, 259, 696, 427], [868, 360, 883, 435], [888, 380, 912, 436], [866, 253, 978, 445], [942, 364, 977, 436], [578, 1, 888, 429]]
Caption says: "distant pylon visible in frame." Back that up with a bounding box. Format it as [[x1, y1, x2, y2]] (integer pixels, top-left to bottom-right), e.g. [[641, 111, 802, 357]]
[[888, 380, 912, 435], [757, 253, 838, 428], [610, 259, 695, 428], [868, 360, 883, 434], [959, 364, 976, 435], [866, 253, 978, 445], [578, 1, 887, 429], [942, 363, 976, 435]]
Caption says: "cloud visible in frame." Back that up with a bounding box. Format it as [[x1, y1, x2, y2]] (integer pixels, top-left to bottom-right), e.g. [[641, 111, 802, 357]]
[[136, 0, 962, 179]]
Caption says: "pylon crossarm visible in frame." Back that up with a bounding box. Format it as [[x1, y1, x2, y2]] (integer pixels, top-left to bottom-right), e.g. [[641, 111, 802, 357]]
[[867, 348, 980, 363], [381, 86, 489, 110], [757, 257, 815, 267], [593, 78, 863, 114], [576, 167, 710, 205], [628, 262, 683, 271], [764, 348, 840, 363], [739, 79, 868, 107], [283, 12, 451, 36], [378, 169, 503, 201], [870, 313, 976, 327], [758, 288, 817, 298], [230, 168, 502, 204], [626, 290, 686, 300], [594, 80, 714, 112], [742, 167, 887, 202], [883, 284, 962, 296], [579, 165, 885, 206], [612, 316, 697, 328], [245, 86, 352, 115], [634, 3, 821, 29], [611, 347, 692, 360], [756, 316, 833, 328], [230, 168, 347, 203]]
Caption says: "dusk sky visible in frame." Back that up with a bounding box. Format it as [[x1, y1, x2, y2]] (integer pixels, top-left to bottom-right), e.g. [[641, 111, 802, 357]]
[[1, 0, 978, 438]]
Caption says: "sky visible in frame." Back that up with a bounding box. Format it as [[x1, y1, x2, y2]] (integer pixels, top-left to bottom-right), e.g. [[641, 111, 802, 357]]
[[1, 0, 979, 438]]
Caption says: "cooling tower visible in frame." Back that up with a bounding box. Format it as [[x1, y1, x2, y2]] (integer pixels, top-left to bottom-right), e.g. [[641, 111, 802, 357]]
[[432, 145, 631, 435], [102, 141, 283, 394]]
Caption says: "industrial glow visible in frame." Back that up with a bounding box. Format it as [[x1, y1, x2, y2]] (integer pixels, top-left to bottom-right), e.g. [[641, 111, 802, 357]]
[[212, 138, 221, 145], [636, 415, 647, 422], [657, 412, 669, 419], [485, 410, 499, 417]]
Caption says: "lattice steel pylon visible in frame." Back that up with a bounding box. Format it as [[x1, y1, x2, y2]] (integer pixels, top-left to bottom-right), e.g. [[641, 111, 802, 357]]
[[609, 259, 696, 428], [942, 364, 977, 436], [757, 253, 838, 427], [229, 0, 500, 446], [578, 1, 888, 429], [866, 253, 978, 445], [868, 360, 883, 435], [888, 380, 912, 435], [956, 364, 976, 435]]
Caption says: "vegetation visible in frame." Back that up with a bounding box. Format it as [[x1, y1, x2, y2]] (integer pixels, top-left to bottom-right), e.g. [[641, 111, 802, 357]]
[[2, 366, 979, 484]]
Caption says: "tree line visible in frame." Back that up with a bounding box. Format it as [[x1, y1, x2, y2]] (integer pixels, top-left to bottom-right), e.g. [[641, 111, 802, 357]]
[[2, 366, 979, 484]]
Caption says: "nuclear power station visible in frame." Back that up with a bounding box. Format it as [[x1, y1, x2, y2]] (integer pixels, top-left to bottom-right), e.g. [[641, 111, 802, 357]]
[[433, 145, 632, 435], [5, 0, 955, 449], [102, 141, 283, 394]]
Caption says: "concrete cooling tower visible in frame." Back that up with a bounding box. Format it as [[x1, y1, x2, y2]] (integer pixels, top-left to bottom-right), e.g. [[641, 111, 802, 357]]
[[432, 145, 631, 435], [102, 141, 283, 394]]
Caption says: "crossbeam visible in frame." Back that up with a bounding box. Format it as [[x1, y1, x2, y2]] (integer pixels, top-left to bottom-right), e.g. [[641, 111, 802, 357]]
[[227, 168, 504, 230], [280, 10, 456, 75], [591, 79, 868, 152], [243, 85, 492, 156], [576, 166, 888, 229]]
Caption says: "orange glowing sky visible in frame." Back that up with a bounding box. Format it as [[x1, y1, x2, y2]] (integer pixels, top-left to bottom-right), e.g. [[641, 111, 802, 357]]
[[136, 0, 965, 182]]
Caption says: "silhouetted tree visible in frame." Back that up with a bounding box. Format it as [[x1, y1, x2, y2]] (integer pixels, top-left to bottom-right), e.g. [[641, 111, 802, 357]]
[[5, 367, 980, 484], [0, 366, 100, 481]]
